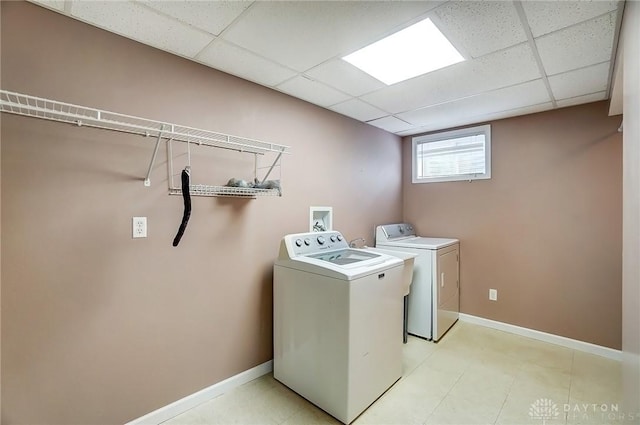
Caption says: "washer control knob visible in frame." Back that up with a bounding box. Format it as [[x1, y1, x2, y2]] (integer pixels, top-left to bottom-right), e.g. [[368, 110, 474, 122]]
[[295, 239, 303, 247], [399, 225, 405, 233], [304, 238, 311, 246], [337, 235, 343, 241], [330, 235, 337, 242], [317, 236, 326, 245]]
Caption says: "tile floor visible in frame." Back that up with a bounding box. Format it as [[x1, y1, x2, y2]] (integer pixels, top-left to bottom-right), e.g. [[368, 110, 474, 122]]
[[163, 322, 627, 425]]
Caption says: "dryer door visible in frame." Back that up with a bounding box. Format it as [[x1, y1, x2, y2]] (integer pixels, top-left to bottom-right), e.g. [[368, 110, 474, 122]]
[[435, 245, 460, 341]]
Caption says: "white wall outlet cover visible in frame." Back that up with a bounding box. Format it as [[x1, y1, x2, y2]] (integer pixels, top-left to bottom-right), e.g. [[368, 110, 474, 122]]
[[489, 289, 498, 301], [132, 217, 147, 238]]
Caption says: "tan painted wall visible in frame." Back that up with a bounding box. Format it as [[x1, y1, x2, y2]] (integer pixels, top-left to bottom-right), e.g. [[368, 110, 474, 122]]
[[403, 102, 622, 349], [0, 2, 402, 424], [621, 0, 640, 416]]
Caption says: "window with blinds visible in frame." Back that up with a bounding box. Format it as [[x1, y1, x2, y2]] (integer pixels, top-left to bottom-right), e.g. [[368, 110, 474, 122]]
[[412, 124, 491, 183]]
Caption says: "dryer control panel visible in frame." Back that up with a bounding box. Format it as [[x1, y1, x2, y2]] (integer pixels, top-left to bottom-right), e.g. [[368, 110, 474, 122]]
[[376, 223, 416, 241]]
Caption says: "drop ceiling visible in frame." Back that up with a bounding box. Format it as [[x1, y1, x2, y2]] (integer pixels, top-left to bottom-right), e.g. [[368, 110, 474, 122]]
[[30, 0, 624, 136]]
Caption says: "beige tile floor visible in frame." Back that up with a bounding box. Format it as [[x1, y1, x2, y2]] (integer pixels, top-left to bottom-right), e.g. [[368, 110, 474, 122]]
[[163, 322, 628, 425]]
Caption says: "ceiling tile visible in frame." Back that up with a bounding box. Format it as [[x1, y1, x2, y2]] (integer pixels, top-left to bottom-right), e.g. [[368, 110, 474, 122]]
[[367, 116, 413, 133], [431, 1, 526, 58], [138, 0, 252, 36], [361, 43, 540, 114], [535, 12, 616, 76], [548, 62, 610, 100], [397, 79, 550, 127], [29, 0, 65, 12], [329, 99, 388, 122], [198, 40, 297, 87], [305, 59, 385, 97], [31, 0, 622, 137], [522, 0, 619, 38], [220, 1, 444, 72], [70, 1, 213, 58], [398, 102, 554, 136], [277, 76, 351, 108], [556, 91, 607, 108]]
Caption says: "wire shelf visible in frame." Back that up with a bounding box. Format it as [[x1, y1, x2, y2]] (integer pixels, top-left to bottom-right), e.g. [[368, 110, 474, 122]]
[[0, 90, 290, 155], [1, 89, 289, 198], [169, 185, 281, 198]]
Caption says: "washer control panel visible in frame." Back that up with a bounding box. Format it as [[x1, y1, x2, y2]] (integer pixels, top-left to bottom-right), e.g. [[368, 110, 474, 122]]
[[288, 231, 348, 256]]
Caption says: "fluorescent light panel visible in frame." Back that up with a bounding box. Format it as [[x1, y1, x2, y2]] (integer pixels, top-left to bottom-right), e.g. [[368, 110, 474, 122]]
[[343, 18, 464, 85]]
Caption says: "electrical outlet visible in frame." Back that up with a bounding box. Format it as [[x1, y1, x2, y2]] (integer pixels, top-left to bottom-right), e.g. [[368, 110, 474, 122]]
[[132, 217, 147, 238], [489, 288, 498, 301]]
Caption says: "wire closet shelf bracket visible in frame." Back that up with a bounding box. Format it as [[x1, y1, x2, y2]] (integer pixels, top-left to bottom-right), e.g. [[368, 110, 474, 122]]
[[0, 89, 291, 198]]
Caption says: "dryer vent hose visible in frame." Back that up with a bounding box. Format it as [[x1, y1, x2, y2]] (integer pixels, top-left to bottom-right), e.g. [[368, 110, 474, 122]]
[[172, 168, 191, 247]]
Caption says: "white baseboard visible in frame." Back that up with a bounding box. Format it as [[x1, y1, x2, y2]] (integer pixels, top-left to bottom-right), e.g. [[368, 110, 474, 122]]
[[125, 360, 274, 425], [459, 313, 622, 361]]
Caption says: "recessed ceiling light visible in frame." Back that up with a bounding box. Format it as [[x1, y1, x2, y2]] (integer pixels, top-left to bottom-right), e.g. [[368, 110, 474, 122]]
[[343, 18, 464, 85]]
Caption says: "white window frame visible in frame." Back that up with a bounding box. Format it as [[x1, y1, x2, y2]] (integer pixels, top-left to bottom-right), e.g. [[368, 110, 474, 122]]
[[412, 124, 491, 184]]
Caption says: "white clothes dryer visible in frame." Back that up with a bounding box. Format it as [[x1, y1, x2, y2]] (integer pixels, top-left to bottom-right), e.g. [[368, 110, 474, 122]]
[[375, 223, 459, 342], [274, 231, 405, 424]]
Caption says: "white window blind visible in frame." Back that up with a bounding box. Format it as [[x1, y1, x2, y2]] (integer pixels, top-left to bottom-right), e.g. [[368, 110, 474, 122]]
[[412, 125, 491, 183]]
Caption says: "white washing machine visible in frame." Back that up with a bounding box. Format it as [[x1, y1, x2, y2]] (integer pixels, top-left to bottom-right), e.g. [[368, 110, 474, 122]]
[[274, 231, 405, 424], [376, 223, 459, 342]]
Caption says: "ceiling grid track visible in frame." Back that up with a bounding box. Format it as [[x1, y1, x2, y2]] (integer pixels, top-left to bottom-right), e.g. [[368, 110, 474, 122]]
[[512, 1, 558, 108], [606, 1, 626, 99], [193, 1, 257, 62], [133, 1, 218, 40], [28, 0, 621, 135]]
